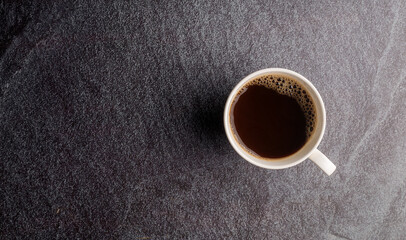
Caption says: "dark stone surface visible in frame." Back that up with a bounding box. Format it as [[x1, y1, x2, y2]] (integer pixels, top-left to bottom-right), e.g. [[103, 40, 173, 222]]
[[1, 1, 405, 239]]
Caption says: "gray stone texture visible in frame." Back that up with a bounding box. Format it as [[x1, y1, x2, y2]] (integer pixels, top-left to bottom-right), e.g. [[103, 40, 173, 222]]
[[1, 0, 406, 239]]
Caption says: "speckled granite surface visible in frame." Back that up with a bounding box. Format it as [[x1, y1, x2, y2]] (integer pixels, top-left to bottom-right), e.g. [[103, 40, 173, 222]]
[[1, 1, 406, 239]]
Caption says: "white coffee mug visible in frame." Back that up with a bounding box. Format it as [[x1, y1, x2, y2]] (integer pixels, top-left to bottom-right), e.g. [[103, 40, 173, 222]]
[[224, 68, 336, 175]]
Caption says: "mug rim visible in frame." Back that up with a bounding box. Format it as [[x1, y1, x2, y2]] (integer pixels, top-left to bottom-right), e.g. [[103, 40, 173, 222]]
[[224, 68, 326, 169]]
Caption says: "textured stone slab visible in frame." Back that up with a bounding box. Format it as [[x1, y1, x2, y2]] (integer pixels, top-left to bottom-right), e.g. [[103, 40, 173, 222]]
[[1, 1, 405, 239]]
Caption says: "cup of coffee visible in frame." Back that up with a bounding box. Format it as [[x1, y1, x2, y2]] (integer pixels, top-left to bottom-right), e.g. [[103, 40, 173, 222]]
[[224, 68, 336, 175]]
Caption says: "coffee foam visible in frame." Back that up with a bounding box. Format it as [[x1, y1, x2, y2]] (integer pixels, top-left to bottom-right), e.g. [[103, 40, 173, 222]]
[[234, 74, 316, 139]]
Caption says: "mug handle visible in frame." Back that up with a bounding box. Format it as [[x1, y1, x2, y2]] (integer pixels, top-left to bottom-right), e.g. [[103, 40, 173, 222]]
[[309, 149, 336, 175]]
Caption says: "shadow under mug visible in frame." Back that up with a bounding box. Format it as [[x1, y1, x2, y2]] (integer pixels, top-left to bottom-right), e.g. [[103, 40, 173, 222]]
[[224, 68, 336, 175]]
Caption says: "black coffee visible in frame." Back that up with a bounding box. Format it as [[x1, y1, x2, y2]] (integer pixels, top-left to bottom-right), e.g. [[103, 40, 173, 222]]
[[230, 74, 316, 158]]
